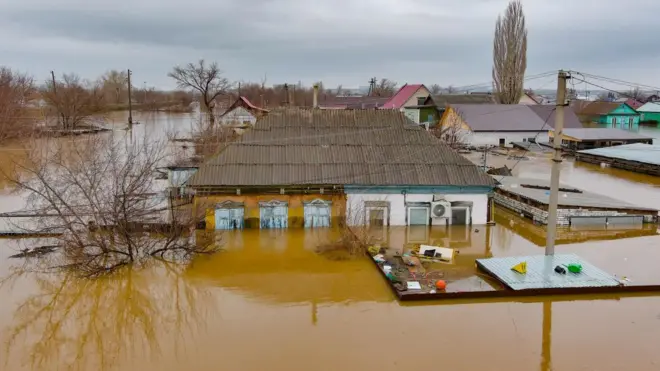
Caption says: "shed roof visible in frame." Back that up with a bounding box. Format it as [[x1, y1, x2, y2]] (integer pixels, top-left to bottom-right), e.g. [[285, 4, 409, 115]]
[[637, 102, 660, 113], [187, 108, 495, 188], [553, 128, 653, 141], [577, 143, 660, 166], [381, 84, 424, 109], [434, 94, 495, 106], [450, 104, 582, 132], [495, 176, 656, 211]]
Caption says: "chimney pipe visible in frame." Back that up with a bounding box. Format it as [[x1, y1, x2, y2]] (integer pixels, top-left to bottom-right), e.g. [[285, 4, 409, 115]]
[[313, 83, 319, 108]]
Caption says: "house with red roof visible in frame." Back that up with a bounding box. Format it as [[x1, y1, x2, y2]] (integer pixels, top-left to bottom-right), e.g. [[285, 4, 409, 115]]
[[381, 84, 442, 125], [219, 96, 269, 127]]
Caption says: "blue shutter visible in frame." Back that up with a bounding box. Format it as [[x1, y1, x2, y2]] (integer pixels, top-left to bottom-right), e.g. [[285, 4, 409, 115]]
[[304, 204, 331, 228], [215, 207, 244, 230], [260, 205, 288, 229]]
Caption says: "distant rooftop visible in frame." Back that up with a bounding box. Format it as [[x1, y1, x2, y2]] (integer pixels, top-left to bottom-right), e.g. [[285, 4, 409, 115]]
[[553, 128, 653, 141], [577, 143, 660, 166], [495, 176, 656, 211]]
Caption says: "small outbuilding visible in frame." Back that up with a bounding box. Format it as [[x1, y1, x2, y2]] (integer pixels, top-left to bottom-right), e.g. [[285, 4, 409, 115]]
[[493, 176, 657, 226], [576, 143, 660, 176]]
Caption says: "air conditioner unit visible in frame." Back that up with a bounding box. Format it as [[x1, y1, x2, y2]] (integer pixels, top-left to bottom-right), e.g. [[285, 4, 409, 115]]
[[431, 200, 452, 219]]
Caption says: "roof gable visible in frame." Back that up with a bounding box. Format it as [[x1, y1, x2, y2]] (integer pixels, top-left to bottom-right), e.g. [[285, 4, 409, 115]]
[[188, 109, 494, 187], [610, 103, 639, 115], [381, 84, 425, 109]]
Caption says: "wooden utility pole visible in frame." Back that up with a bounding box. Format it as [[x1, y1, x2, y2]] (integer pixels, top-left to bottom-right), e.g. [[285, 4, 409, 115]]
[[51, 71, 64, 128], [545, 70, 569, 255], [127, 69, 133, 127]]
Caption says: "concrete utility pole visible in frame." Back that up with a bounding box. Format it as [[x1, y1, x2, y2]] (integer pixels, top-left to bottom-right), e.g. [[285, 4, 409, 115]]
[[545, 70, 569, 255], [127, 69, 133, 127]]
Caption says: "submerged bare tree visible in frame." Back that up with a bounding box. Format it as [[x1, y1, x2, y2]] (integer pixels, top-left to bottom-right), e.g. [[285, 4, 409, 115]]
[[168, 60, 232, 127], [2, 133, 219, 277], [42, 73, 106, 129], [0, 67, 36, 142], [492, 0, 527, 104]]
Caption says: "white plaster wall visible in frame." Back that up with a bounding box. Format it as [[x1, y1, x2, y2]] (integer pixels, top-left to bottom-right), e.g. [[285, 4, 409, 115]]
[[468, 132, 550, 147], [346, 193, 489, 226]]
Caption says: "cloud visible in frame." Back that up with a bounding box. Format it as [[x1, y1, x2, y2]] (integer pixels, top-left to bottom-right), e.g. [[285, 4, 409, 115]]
[[1, 0, 659, 90]]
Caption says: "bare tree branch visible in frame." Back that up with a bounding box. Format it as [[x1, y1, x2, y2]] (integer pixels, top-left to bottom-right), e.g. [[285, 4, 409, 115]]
[[0, 67, 36, 142], [41, 74, 106, 130], [492, 0, 527, 104], [167, 60, 232, 127], [1, 133, 220, 277]]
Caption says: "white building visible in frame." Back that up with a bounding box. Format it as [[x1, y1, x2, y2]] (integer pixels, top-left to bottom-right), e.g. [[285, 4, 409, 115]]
[[440, 104, 584, 147]]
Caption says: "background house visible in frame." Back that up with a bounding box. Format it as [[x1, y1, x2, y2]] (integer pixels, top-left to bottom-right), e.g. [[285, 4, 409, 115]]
[[402, 96, 439, 125], [219, 96, 269, 126], [440, 104, 583, 147], [637, 102, 660, 123], [187, 108, 495, 230], [381, 84, 432, 110], [574, 101, 640, 129]]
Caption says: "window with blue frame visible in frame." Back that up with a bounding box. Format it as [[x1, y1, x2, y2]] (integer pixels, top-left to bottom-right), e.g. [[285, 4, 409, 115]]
[[214, 201, 245, 230], [259, 200, 288, 229], [303, 199, 331, 228]]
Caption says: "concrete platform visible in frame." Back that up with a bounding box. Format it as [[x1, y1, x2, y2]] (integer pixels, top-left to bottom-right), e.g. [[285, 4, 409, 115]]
[[475, 254, 620, 291]]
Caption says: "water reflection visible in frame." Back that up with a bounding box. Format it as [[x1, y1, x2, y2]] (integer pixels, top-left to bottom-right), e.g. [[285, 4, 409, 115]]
[[2, 262, 213, 371], [494, 207, 658, 247], [188, 229, 394, 306]]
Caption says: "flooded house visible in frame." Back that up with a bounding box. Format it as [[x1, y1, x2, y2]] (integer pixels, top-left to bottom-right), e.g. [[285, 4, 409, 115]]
[[186, 108, 495, 230], [574, 101, 640, 128], [438, 104, 582, 147], [637, 102, 660, 123], [218, 96, 269, 127]]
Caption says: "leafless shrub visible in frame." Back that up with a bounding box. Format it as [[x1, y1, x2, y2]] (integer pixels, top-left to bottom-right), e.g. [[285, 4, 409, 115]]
[[492, 0, 527, 104], [168, 60, 232, 126], [315, 204, 377, 260], [1, 133, 219, 277], [0, 67, 36, 142], [42, 73, 106, 129], [189, 115, 238, 160]]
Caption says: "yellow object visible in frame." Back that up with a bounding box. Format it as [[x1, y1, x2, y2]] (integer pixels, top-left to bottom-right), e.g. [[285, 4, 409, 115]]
[[511, 261, 527, 274]]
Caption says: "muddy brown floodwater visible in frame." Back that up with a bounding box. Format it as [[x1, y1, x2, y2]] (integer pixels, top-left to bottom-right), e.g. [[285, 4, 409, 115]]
[[0, 116, 660, 371]]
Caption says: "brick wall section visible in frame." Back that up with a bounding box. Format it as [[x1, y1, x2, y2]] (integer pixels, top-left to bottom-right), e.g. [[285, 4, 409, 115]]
[[494, 193, 654, 225]]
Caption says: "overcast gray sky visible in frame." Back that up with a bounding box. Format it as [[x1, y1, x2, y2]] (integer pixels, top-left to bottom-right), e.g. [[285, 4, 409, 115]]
[[1, 0, 659, 91]]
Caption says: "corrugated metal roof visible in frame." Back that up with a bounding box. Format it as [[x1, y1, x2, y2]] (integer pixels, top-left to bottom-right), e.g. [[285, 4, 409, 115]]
[[528, 105, 583, 129], [556, 128, 653, 141], [496, 176, 656, 211], [382, 84, 424, 109], [188, 109, 495, 187], [577, 143, 660, 166], [434, 94, 495, 106], [451, 104, 582, 132]]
